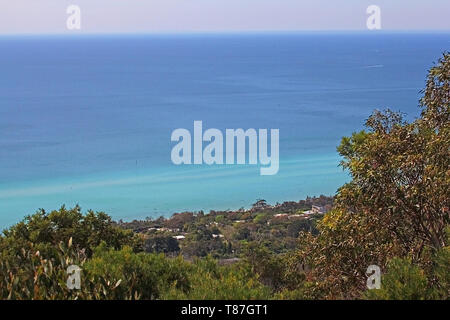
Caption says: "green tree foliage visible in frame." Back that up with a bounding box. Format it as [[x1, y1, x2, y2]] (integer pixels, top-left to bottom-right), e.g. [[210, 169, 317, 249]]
[[364, 257, 433, 300], [287, 219, 316, 237], [83, 243, 189, 299], [144, 235, 180, 254], [432, 245, 450, 299], [0, 236, 268, 300], [253, 213, 269, 224], [233, 226, 251, 241], [161, 256, 271, 300], [0, 238, 143, 300], [294, 209, 399, 299], [0, 206, 142, 260], [243, 243, 304, 292], [165, 212, 195, 230]]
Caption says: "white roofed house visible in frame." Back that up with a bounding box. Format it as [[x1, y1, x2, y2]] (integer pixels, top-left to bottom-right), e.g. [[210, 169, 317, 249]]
[[311, 205, 331, 214], [301, 205, 331, 218]]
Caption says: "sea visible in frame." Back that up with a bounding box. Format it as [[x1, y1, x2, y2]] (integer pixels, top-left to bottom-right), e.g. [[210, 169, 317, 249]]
[[0, 32, 449, 228]]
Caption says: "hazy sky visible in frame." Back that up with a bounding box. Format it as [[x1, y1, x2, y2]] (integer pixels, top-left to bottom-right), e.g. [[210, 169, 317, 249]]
[[1, 0, 449, 34]]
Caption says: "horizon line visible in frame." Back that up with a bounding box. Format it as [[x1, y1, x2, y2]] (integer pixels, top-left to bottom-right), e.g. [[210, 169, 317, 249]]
[[1, 29, 450, 37]]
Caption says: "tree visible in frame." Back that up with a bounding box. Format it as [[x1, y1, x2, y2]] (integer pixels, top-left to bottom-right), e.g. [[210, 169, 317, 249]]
[[287, 219, 315, 237], [84, 244, 189, 299], [233, 226, 251, 241], [252, 199, 269, 211], [165, 212, 195, 230], [295, 53, 450, 299], [144, 235, 180, 254], [337, 54, 449, 255], [0, 206, 142, 260], [364, 257, 429, 300], [161, 256, 271, 300], [364, 250, 449, 300]]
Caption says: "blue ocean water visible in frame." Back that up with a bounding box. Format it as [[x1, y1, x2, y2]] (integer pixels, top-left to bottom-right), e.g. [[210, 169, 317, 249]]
[[0, 32, 449, 228]]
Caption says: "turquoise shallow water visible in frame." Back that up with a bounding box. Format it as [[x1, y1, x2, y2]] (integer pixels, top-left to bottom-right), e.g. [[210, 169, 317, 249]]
[[0, 33, 449, 228], [0, 153, 345, 226]]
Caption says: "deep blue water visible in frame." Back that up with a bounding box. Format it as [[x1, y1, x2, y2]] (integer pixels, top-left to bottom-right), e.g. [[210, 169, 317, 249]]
[[0, 32, 449, 227]]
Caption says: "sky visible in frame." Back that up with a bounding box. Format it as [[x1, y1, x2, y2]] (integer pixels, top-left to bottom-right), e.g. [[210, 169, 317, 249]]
[[0, 0, 449, 34]]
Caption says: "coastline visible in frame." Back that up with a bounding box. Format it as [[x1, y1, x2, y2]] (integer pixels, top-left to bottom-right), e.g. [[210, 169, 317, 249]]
[[0, 153, 347, 228]]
